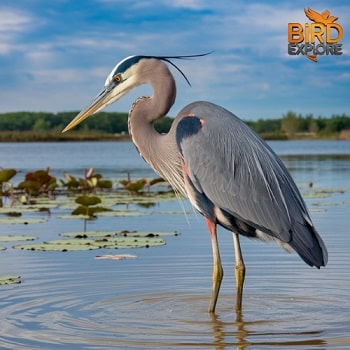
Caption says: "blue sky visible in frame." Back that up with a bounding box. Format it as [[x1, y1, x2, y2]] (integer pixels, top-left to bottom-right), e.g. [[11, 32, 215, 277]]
[[0, 0, 349, 120]]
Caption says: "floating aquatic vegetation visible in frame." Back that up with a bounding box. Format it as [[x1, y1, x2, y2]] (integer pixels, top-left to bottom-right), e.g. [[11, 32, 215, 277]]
[[57, 214, 91, 220], [0, 235, 37, 242], [13, 239, 100, 251], [0, 169, 17, 183], [119, 178, 147, 193], [12, 230, 174, 251], [303, 192, 330, 199], [118, 173, 174, 195], [4, 211, 21, 217], [58, 209, 148, 220], [17, 168, 58, 198], [0, 168, 17, 207], [312, 201, 341, 207], [13, 236, 165, 251], [72, 195, 103, 217], [75, 195, 101, 207], [117, 230, 180, 237], [60, 230, 118, 238], [154, 210, 194, 215], [100, 193, 154, 206], [0, 168, 181, 244], [60, 168, 113, 192], [0, 206, 54, 216], [0, 217, 47, 225], [309, 207, 327, 213], [95, 210, 149, 217], [93, 236, 165, 249], [70, 195, 114, 227], [148, 177, 167, 187], [0, 246, 6, 251], [60, 230, 180, 238], [303, 187, 347, 199], [314, 187, 346, 194], [0, 275, 21, 285], [100, 192, 178, 208]]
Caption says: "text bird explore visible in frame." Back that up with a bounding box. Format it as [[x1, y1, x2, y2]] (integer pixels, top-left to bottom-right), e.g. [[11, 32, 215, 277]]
[[63, 54, 328, 313]]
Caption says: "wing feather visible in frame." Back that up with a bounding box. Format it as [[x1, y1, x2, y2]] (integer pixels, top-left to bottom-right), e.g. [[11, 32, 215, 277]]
[[177, 102, 310, 243]]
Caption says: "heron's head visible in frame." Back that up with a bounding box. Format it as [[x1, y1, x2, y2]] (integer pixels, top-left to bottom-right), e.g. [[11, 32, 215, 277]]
[[62, 55, 147, 132], [62, 53, 210, 132]]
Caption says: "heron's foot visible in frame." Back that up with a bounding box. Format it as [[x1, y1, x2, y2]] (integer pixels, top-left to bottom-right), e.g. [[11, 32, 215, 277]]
[[208, 263, 224, 313], [235, 262, 245, 312]]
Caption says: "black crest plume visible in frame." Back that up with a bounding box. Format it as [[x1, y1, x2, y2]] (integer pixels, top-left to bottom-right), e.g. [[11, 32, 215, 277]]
[[144, 52, 212, 86]]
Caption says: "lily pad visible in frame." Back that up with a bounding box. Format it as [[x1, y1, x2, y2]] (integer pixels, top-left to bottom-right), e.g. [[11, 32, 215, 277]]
[[57, 214, 91, 220], [60, 231, 119, 238], [13, 234, 167, 251], [75, 195, 102, 206], [302, 192, 330, 199], [71, 205, 111, 217], [60, 230, 180, 238], [100, 191, 177, 206], [0, 206, 53, 214], [0, 217, 47, 225], [0, 235, 37, 242], [0, 169, 17, 183], [309, 207, 327, 213], [0, 275, 21, 285], [312, 201, 340, 207], [0, 246, 6, 251], [155, 210, 194, 215], [93, 236, 165, 248], [116, 231, 180, 237], [13, 239, 100, 251], [95, 210, 149, 217]]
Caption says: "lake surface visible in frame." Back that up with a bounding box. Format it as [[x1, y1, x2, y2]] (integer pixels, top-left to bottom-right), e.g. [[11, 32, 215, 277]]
[[0, 140, 350, 349]]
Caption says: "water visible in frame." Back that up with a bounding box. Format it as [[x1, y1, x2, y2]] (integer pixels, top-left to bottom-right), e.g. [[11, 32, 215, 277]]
[[0, 140, 350, 349], [0, 141, 154, 183]]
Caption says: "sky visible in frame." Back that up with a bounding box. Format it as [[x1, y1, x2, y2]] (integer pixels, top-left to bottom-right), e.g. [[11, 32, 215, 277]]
[[0, 0, 349, 120]]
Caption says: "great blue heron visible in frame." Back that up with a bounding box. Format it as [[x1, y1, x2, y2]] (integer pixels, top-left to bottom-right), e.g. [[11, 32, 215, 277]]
[[63, 54, 328, 313]]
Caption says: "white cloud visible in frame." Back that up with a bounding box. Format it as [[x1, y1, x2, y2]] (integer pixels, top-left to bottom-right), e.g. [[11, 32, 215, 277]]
[[167, 0, 210, 10], [0, 8, 35, 55], [0, 8, 32, 31], [30, 68, 83, 84], [0, 1, 349, 119]]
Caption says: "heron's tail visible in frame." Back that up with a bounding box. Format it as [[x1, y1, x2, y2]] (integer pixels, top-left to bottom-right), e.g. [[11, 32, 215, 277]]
[[290, 222, 328, 268]]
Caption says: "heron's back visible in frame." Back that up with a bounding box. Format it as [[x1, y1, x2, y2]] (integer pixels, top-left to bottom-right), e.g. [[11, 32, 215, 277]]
[[176, 101, 328, 268]]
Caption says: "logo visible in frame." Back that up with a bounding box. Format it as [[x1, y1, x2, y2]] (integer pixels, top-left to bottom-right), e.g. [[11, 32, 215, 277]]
[[288, 8, 343, 62]]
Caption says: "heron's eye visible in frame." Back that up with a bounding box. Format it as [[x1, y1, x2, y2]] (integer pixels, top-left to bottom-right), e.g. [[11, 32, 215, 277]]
[[113, 73, 122, 83]]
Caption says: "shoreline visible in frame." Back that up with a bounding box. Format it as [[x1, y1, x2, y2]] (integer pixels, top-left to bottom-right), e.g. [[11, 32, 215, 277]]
[[0, 131, 348, 142]]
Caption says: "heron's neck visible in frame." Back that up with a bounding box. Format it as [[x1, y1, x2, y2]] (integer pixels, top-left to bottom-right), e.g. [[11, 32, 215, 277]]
[[128, 63, 175, 150], [127, 63, 184, 195]]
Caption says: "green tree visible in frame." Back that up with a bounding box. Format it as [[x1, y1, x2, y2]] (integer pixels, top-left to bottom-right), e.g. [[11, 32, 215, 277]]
[[281, 111, 298, 137]]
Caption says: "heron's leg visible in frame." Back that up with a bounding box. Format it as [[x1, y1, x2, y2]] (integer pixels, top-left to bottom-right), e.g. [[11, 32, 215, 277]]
[[206, 218, 223, 313], [232, 232, 245, 312]]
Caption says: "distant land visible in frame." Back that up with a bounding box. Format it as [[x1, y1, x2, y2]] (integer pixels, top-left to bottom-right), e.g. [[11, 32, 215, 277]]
[[0, 111, 349, 142]]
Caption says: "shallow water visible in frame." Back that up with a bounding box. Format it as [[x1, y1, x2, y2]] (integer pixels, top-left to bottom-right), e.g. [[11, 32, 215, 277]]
[[0, 140, 350, 349]]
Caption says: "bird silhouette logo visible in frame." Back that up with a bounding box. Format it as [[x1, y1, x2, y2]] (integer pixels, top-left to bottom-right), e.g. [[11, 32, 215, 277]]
[[304, 8, 339, 61], [304, 8, 338, 25], [287, 8, 343, 62]]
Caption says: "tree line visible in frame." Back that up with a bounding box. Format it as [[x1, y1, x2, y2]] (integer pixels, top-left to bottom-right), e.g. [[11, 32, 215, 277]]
[[0, 110, 349, 139]]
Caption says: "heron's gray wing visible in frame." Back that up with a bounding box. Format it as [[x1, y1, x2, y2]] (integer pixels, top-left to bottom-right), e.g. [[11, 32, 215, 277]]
[[176, 102, 314, 244]]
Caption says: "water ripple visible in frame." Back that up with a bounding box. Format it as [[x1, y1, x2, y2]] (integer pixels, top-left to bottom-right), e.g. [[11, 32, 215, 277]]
[[1, 282, 348, 349]]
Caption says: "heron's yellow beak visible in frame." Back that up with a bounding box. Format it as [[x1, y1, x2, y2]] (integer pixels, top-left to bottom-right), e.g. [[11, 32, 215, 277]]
[[62, 87, 113, 133]]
